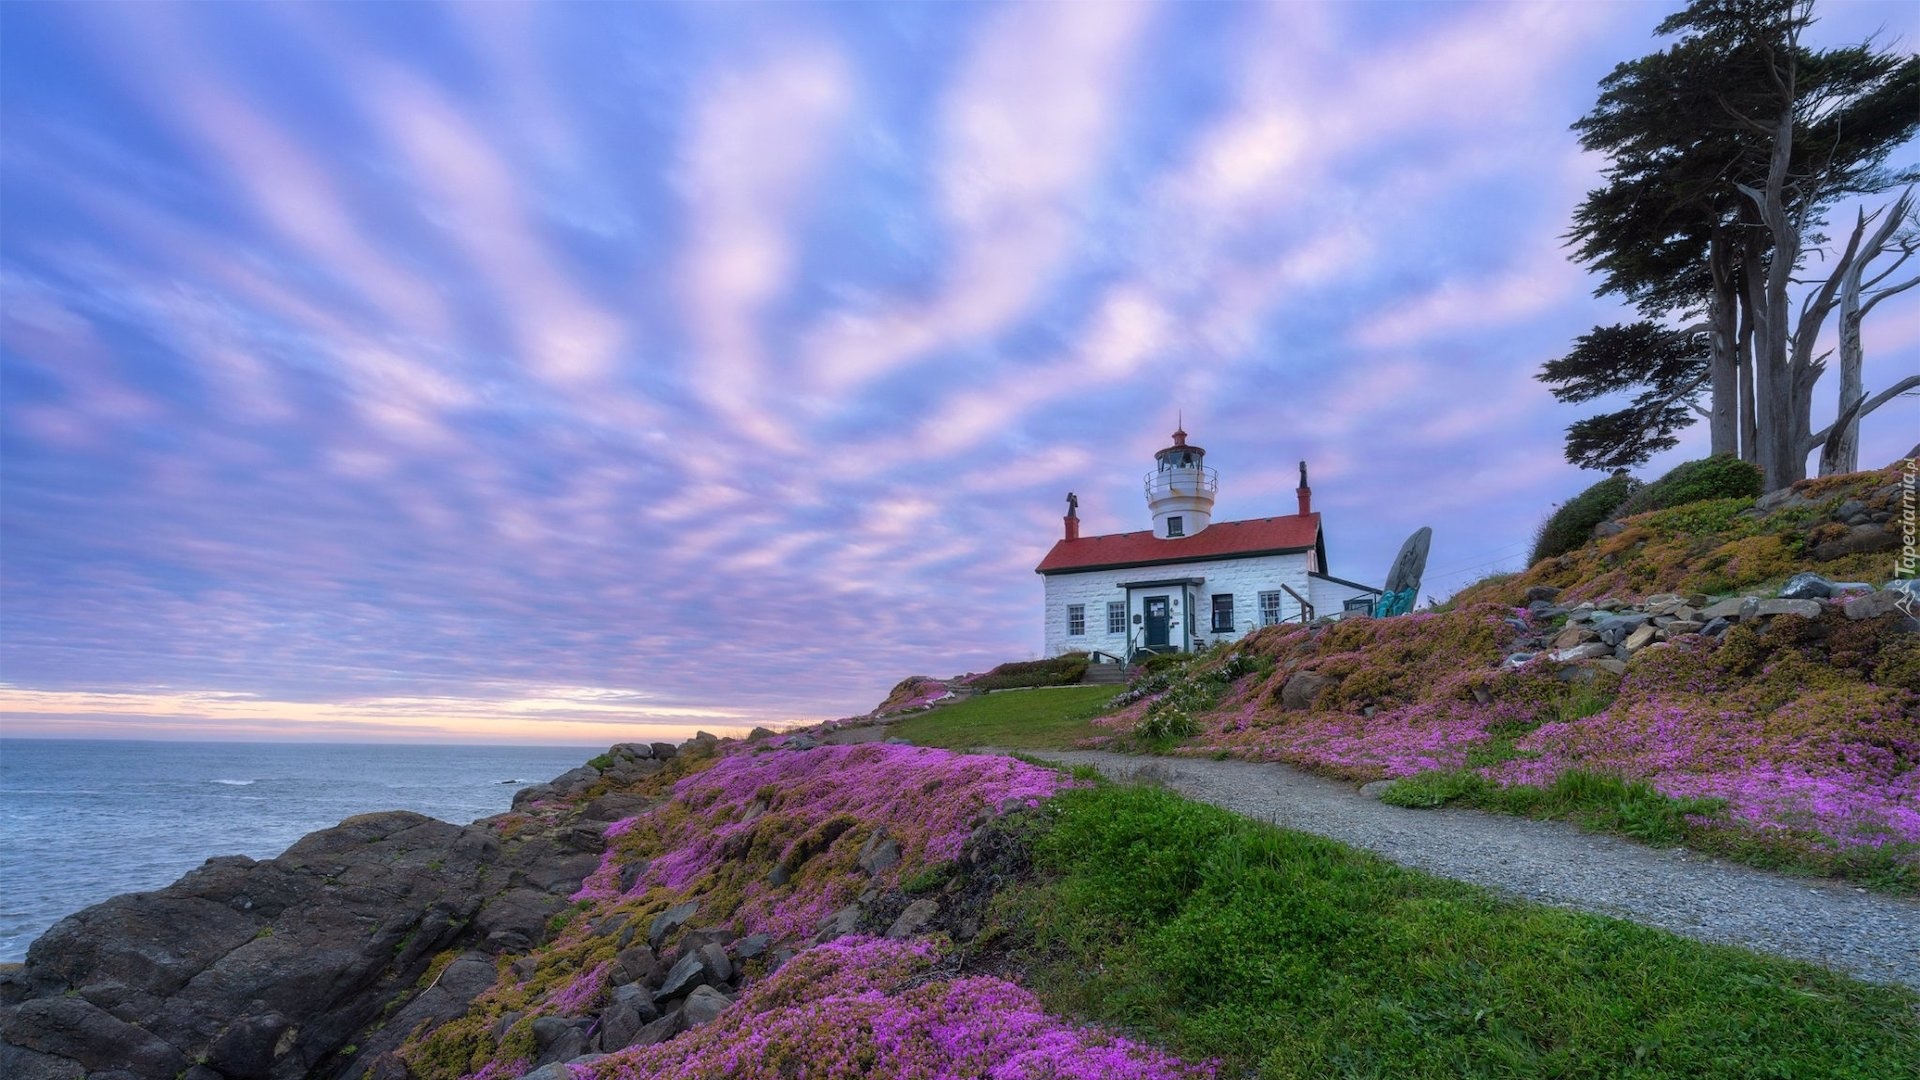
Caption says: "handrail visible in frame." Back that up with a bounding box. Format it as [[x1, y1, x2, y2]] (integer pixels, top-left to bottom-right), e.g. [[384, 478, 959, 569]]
[[1087, 649, 1126, 666], [1142, 466, 1219, 502], [1280, 583, 1315, 624]]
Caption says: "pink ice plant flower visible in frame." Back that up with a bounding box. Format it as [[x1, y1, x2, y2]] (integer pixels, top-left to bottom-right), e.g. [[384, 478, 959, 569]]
[[574, 744, 1069, 940], [572, 937, 1211, 1080], [1170, 617, 1916, 857]]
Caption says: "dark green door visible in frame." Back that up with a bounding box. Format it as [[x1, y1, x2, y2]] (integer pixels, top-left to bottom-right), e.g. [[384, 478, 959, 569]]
[[1145, 596, 1171, 648]]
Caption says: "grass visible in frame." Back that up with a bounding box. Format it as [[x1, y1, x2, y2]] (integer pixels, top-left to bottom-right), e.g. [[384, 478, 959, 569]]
[[1381, 768, 1727, 847], [887, 684, 1121, 750], [996, 782, 1920, 1080], [1379, 766, 1916, 893]]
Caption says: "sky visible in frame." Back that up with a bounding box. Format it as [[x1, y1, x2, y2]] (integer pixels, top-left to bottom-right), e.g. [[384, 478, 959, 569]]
[[2, 1, 1916, 745]]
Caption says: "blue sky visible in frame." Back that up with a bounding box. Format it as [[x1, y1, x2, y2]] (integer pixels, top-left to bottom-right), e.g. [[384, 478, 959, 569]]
[[2, 1, 1915, 743]]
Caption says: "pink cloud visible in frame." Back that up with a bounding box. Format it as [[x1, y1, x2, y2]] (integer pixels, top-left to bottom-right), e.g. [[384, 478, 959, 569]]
[[804, 2, 1157, 392]]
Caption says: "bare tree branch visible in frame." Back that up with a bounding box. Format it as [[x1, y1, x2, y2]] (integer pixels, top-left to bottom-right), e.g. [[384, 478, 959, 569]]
[[1804, 375, 1920, 452]]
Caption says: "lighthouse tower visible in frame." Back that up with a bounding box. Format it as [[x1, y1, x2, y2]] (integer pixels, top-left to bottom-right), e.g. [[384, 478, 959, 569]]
[[1144, 425, 1217, 539]]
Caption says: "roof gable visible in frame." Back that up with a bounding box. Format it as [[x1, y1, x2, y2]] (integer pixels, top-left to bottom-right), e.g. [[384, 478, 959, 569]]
[[1035, 514, 1320, 575]]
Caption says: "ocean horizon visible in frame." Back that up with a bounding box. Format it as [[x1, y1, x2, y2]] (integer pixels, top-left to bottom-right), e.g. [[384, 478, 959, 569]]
[[0, 738, 600, 963]]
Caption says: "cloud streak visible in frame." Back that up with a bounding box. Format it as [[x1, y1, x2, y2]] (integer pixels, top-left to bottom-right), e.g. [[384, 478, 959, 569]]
[[2, 1, 1915, 741]]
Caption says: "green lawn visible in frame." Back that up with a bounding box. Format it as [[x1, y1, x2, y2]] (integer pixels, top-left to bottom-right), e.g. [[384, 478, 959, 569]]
[[886, 685, 1120, 749], [996, 781, 1920, 1080]]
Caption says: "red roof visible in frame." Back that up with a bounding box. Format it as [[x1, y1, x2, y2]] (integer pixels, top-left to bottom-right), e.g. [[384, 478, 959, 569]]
[[1035, 514, 1321, 575]]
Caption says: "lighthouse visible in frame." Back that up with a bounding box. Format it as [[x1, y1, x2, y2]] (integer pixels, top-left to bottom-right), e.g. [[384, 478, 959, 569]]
[[1035, 423, 1383, 658], [1144, 426, 1217, 539]]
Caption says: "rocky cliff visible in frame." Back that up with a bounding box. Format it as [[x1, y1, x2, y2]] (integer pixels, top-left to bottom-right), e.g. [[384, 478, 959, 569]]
[[0, 736, 1191, 1080]]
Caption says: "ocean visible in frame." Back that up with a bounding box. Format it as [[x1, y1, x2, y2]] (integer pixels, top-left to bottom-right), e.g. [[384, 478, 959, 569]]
[[0, 739, 598, 963]]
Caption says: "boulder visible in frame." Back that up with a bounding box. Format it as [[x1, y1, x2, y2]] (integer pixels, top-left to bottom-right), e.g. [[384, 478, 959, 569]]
[[548, 766, 602, 794], [647, 901, 699, 949], [612, 945, 659, 987], [1280, 672, 1331, 710], [1699, 597, 1758, 621], [1701, 616, 1731, 637], [1661, 620, 1704, 637], [1524, 585, 1563, 603], [649, 742, 679, 759], [1622, 624, 1658, 651], [857, 832, 901, 875], [652, 952, 706, 1002], [1843, 590, 1907, 621], [1641, 593, 1686, 616], [886, 899, 941, 940], [1778, 573, 1836, 600], [698, 943, 732, 985], [1812, 524, 1897, 562], [815, 905, 863, 943], [1755, 598, 1822, 620], [1551, 625, 1598, 649], [629, 1009, 681, 1047], [1550, 643, 1613, 662], [734, 934, 771, 960], [511, 783, 557, 809], [0, 809, 579, 1080], [681, 985, 732, 1028], [1592, 614, 1648, 646]]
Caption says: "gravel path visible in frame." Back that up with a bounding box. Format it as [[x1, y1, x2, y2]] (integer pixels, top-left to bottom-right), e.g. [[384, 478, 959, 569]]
[[1025, 749, 1920, 992]]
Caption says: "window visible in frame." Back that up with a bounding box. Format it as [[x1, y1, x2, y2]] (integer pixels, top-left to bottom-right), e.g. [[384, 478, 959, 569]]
[[1259, 591, 1282, 626], [1166, 515, 1184, 537], [1107, 601, 1126, 634], [1211, 594, 1235, 633], [1067, 604, 1085, 636]]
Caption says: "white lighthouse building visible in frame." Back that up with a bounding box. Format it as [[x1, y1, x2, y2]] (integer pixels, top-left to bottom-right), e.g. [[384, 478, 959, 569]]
[[1035, 426, 1380, 658]]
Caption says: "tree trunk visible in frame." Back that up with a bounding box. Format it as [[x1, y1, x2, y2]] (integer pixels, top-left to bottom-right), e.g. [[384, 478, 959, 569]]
[[1740, 96, 1805, 490], [1706, 224, 1740, 458], [1825, 192, 1917, 475], [1737, 291, 1757, 464]]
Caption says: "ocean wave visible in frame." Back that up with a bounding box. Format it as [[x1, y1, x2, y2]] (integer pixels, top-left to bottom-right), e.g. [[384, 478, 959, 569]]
[[210, 779, 258, 786]]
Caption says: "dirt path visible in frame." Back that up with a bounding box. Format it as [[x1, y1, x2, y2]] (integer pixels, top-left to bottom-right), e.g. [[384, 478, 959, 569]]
[[1023, 749, 1920, 992]]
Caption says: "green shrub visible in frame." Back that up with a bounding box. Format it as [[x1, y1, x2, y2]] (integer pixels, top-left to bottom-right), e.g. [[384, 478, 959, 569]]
[[1530, 473, 1639, 564], [966, 653, 1090, 691], [1615, 455, 1763, 518]]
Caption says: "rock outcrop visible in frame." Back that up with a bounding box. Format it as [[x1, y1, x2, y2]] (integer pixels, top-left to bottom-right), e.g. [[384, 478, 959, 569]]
[[0, 741, 691, 1080]]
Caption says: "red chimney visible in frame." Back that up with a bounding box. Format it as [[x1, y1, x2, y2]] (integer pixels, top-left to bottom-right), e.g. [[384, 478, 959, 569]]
[[1296, 461, 1312, 516], [1064, 491, 1080, 541]]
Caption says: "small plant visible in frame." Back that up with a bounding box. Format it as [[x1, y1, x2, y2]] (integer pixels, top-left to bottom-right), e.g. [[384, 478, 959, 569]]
[[1614, 455, 1763, 518], [586, 752, 615, 770], [1531, 472, 1641, 564]]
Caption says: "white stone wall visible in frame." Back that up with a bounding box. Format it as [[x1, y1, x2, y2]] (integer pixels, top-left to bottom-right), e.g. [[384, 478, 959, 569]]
[[1041, 551, 1313, 656], [1309, 574, 1379, 617]]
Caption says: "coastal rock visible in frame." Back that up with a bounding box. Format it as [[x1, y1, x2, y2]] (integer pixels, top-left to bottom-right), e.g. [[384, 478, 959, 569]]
[[0, 807, 610, 1080], [1523, 585, 1562, 603]]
